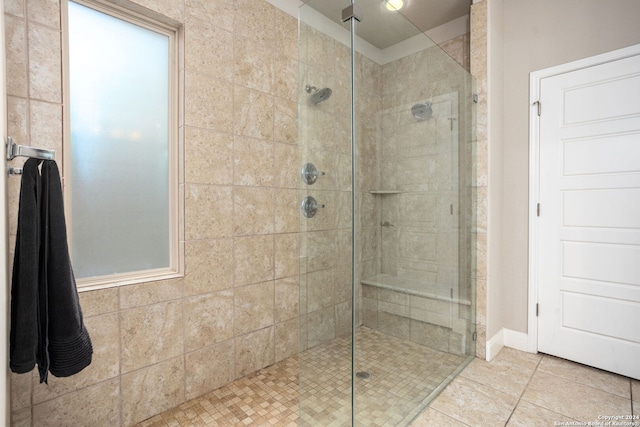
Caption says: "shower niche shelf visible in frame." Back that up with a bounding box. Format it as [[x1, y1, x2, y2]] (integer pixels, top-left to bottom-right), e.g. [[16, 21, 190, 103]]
[[369, 190, 401, 195]]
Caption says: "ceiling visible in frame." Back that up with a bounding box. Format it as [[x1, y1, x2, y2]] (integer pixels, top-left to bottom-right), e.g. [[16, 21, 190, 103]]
[[303, 0, 472, 49]]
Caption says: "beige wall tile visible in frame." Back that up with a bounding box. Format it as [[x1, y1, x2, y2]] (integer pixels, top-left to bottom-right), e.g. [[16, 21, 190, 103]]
[[26, 0, 59, 28], [306, 268, 336, 313], [307, 306, 335, 348], [4, 15, 28, 97], [234, 35, 274, 93], [275, 54, 298, 104], [10, 372, 30, 411], [120, 301, 183, 373], [307, 230, 337, 273], [274, 142, 298, 188], [233, 186, 275, 236], [234, 281, 275, 335], [121, 356, 185, 426], [185, 340, 235, 400], [275, 233, 298, 279], [79, 287, 118, 317], [275, 188, 298, 234], [184, 238, 234, 296], [274, 97, 298, 145], [274, 276, 299, 322], [233, 135, 274, 187], [129, 0, 183, 21], [234, 234, 275, 286], [185, 72, 233, 133], [11, 407, 30, 427], [5, 0, 25, 17], [6, 96, 28, 149], [119, 279, 183, 309], [234, 85, 274, 140], [32, 378, 120, 427], [27, 24, 61, 102], [235, 326, 275, 377], [275, 9, 297, 60], [33, 313, 120, 404], [185, 0, 233, 32], [184, 290, 234, 352], [234, 0, 275, 44], [275, 318, 298, 362], [185, 15, 233, 82], [184, 127, 233, 185], [378, 311, 410, 341], [335, 301, 351, 337], [184, 184, 233, 240]]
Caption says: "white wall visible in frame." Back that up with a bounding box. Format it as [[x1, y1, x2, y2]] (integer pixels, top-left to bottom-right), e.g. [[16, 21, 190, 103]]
[[498, 0, 640, 333]]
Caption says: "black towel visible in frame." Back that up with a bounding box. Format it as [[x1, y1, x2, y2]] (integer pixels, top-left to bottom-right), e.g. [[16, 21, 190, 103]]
[[10, 158, 43, 375], [10, 159, 92, 383]]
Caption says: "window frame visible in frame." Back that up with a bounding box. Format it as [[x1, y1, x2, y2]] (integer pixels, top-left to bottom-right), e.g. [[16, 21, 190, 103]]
[[62, 0, 184, 292]]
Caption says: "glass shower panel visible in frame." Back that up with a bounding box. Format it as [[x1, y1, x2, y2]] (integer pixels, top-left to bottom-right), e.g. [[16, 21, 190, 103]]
[[297, 0, 476, 425], [298, 2, 354, 425]]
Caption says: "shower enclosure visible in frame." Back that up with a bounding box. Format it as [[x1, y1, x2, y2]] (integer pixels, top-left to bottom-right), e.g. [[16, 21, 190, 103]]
[[297, 0, 476, 425]]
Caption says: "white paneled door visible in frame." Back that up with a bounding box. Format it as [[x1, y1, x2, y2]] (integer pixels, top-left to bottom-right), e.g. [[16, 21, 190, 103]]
[[537, 52, 640, 380]]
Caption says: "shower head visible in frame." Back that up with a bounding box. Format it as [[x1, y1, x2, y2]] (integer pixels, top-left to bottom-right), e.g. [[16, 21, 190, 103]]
[[305, 84, 333, 104], [411, 101, 432, 120]]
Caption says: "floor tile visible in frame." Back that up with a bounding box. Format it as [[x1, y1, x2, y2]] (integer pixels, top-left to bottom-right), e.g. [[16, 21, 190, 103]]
[[136, 327, 468, 427], [522, 370, 632, 423], [506, 400, 579, 427], [410, 407, 470, 426], [429, 376, 518, 427], [538, 355, 631, 398], [459, 347, 540, 397], [633, 380, 640, 415]]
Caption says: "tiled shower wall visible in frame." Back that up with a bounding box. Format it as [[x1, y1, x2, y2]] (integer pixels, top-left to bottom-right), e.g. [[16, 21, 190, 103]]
[[5, 0, 301, 425]]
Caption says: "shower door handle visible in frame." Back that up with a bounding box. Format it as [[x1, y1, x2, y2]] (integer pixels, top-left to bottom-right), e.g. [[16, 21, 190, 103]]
[[301, 196, 324, 218]]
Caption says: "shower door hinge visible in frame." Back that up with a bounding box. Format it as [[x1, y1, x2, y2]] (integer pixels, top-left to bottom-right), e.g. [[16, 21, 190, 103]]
[[534, 100, 541, 116], [537, 203, 541, 217], [472, 93, 478, 103], [472, 332, 477, 341], [536, 303, 539, 317]]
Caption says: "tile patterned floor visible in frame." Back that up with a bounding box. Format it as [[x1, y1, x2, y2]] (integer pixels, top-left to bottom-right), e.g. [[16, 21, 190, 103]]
[[137, 328, 639, 427]]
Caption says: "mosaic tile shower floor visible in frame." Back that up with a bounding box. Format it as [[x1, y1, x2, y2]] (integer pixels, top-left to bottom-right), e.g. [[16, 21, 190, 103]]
[[136, 327, 467, 427]]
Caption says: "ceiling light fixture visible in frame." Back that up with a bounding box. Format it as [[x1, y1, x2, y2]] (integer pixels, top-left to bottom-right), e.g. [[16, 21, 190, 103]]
[[384, 0, 404, 11]]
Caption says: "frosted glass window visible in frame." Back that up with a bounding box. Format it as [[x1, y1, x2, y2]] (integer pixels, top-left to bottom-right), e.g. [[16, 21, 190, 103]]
[[67, 1, 174, 280]]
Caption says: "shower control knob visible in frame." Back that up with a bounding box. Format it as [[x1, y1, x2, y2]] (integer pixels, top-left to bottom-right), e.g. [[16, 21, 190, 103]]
[[301, 162, 325, 185], [301, 196, 324, 218]]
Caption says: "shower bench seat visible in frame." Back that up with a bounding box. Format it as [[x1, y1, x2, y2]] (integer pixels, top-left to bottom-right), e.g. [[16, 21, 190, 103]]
[[361, 274, 471, 355], [361, 273, 471, 306]]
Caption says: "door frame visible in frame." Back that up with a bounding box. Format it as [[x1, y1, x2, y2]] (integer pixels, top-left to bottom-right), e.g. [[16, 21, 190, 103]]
[[527, 42, 640, 354]]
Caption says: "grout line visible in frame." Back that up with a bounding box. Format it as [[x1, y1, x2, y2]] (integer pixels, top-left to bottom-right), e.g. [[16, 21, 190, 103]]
[[502, 353, 544, 426]]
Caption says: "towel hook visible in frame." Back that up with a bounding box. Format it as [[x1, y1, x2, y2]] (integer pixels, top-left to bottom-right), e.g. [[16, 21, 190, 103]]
[[6, 137, 55, 176]]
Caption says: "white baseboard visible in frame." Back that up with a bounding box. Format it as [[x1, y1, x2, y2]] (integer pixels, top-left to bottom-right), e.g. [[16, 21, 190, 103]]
[[504, 329, 529, 352], [485, 329, 504, 362], [486, 328, 531, 361]]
